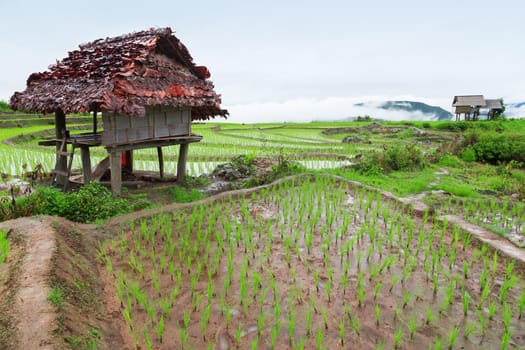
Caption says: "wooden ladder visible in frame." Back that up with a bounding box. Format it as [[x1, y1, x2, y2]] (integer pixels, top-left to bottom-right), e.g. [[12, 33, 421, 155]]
[[52, 138, 76, 191]]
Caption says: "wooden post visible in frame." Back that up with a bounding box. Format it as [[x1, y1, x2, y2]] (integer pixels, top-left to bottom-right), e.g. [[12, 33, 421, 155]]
[[157, 147, 164, 179], [177, 143, 189, 183], [80, 146, 92, 184], [109, 150, 122, 195], [93, 110, 98, 135], [55, 109, 67, 185]]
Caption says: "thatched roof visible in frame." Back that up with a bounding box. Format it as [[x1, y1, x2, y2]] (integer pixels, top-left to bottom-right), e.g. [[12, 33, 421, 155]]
[[485, 99, 503, 110], [10, 27, 228, 120], [452, 95, 486, 107]]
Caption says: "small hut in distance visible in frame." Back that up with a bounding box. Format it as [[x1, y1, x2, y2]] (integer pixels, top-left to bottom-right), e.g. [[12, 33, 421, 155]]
[[452, 95, 503, 121], [10, 28, 227, 195]]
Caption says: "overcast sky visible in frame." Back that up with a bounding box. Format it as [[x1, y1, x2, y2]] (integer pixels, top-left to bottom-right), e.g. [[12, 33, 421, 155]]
[[1, 0, 524, 122]]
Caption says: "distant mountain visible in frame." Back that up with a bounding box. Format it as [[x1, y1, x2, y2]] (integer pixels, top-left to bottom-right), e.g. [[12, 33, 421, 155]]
[[509, 102, 525, 108], [506, 102, 525, 118], [378, 101, 453, 120]]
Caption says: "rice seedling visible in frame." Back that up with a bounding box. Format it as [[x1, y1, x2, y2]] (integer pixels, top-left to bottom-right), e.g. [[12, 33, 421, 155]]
[[464, 320, 478, 338], [432, 336, 443, 350], [394, 327, 403, 349], [502, 303, 512, 332], [476, 310, 487, 337], [501, 330, 512, 350], [518, 289, 525, 319], [375, 303, 381, 327], [94, 173, 525, 350], [448, 326, 459, 350], [500, 274, 517, 304], [270, 321, 281, 350], [408, 313, 417, 339], [426, 307, 435, 326], [321, 307, 328, 330], [350, 314, 360, 336], [462, 291, 470, 316], [315, 328, 323, 350], [373, 281, 382, 300]]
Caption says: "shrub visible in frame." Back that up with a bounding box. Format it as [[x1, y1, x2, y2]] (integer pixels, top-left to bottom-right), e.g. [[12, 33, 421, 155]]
[[437, 153, 463, 167], [61, 181, 129, 223], [34, 186, 66, 216], [355, 156, 383, 176], [356, 144, 427, 175], [463, 132, 525, 165], [460, 148, 477, 162], [382, 144, 427, 172], [0, 100, 11, 113]]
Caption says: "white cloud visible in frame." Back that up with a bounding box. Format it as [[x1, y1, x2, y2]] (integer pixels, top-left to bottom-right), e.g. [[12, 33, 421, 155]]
[[223, 95, 453, 123]]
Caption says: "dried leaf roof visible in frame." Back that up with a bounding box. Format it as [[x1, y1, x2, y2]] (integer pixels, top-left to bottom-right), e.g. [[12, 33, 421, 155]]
[[485, 99, 503, 110], [10, 27, 227, 120], [452, 95, 486, 107]]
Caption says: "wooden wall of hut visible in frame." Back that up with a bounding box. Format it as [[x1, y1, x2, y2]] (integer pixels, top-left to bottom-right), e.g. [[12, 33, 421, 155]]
[[101, 106, 191, 146]]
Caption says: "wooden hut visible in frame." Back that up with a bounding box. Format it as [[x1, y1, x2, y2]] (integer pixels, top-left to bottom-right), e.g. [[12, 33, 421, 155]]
[[10, 28, 227, 195], [485, 99, 504, 119], [452, 95, 486, 121]]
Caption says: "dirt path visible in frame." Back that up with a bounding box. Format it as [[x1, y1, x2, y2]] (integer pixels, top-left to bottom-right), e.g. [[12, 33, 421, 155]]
[[0, 217, 56, 349]]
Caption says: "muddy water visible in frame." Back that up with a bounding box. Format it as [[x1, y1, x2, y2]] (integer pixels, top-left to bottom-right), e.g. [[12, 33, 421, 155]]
[[104, 177, 525, 349]]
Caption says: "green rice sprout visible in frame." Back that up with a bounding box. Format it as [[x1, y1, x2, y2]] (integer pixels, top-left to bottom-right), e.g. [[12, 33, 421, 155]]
[[462, 291, 470, 316], [402, 290, 413, 309], [316, 328, 323, 350], [464, 320, 479, 338], [476, 310, 487, 337], [288, 310, 296, 346], [350, 313, 360, 336], [339, 318, 345, 346], [408, 313, 417, 339], [426, 307, 435, 325], [305, 308, 312, 336], [463, 261, 469, 279], [500, 275, 517, 304], [433, 336, 443, 350], [502, 303, 512, 332], [390, 275, 399, 293], [375, 304, 381, 327], [501, 329, 512, 350], [270, 321, 281, 350], [257, 311, 266, 337], [321, 307, 328, 330], [374, 281, 382, 300], [518, 290, 525, 319], [393, 327, 403, 349], [155, 314, 164, 343], [448, 326, 459, 350]]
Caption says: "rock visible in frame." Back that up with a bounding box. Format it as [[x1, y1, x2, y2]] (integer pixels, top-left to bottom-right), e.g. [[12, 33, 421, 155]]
[[211, 163, 242, 181], [342, 136, 370, 144], [412, 127, 428, 136]]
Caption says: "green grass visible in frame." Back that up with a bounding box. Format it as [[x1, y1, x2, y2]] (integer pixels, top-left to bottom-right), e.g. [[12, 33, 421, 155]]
[[48, 285, 65, 308], [0, 229, 9, 264], [171, 187, 204, 203], [323, 166, 436, 197], [0, 101, 11, 113]]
